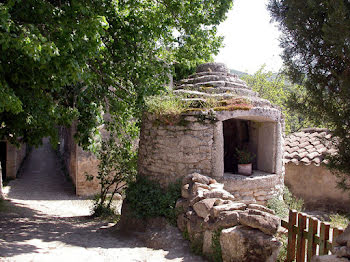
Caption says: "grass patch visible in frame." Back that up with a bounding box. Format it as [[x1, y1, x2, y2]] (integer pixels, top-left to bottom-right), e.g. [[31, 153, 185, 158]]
[[145, 91, 253, 124]]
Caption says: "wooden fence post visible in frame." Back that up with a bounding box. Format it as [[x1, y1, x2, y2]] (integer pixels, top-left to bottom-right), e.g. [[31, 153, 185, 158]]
[[296, 213, 307, 262], [287, 210, 298, 262], [307, 217, 318, 262]]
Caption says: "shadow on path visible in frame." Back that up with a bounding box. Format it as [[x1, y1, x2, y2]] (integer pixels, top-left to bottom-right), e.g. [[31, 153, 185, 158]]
[[0, 140, 205, 261]]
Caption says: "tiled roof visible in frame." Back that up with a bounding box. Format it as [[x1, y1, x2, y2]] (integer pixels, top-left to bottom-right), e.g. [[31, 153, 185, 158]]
[[284, 128, 336, 166]]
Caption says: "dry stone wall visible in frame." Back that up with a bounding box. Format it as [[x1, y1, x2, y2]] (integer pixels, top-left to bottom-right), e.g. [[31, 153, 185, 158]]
[[220, 172, 284, 205], [176, 172, 282, 262], [58, 125, 100, 196], [138, 113, 217, 187], [6, 142, 27, 179]]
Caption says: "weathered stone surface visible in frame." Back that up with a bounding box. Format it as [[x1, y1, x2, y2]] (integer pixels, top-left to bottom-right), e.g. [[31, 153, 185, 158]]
[[193, 198, 218, 219], [248, 204, 275, 215], [311, 255, 350, 262], [203, 189, 235, 201], [183, 172, 211, 186], [175, 198, 189, 212], [202, 230, 214, 256], [211, 211, 240, 230], [177, 213, 188, 232], [336, 223, 350, 246], [209, 183, 224, 190], [239, 209, 280, 236], [211, 202, 246, 218], [333, 246, 350, 258], [192, 182, 210, 192], [220, 225, 281, 262], [196, 62, 229, 73], [181, 184, 190, 199]]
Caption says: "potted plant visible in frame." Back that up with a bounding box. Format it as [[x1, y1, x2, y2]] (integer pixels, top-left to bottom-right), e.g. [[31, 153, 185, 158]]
[[235, 148, 255, 176]]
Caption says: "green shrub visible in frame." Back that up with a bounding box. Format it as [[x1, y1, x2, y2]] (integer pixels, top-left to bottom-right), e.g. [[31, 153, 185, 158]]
[[267, 186, 304, 219], [125, 176, 181, 225], [145, 92, 189, 116], [329, 213, 350, 229], [283, 187, 304, 212]]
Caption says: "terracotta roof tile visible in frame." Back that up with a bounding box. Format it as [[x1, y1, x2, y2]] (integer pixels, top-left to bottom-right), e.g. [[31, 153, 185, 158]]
[[284, 128, 336, 166]]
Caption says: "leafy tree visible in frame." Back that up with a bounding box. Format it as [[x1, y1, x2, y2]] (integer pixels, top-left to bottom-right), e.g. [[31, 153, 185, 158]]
[[0, 0, 233, 149], [0, 0, 234, 200], [268, 0, 350, 188], [242, 66, 309, 133]]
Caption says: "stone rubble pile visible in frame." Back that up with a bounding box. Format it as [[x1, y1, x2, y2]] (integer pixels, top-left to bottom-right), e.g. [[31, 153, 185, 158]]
[[176, 172, 282, 262], [312, 224, 350, 262]]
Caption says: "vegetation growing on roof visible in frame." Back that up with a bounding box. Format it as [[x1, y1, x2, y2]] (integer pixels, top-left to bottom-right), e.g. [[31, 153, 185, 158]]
[[144, 91, 253, 124]]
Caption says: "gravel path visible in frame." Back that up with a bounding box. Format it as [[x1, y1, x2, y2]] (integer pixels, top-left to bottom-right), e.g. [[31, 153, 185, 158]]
[[0, 139, 204, 262]]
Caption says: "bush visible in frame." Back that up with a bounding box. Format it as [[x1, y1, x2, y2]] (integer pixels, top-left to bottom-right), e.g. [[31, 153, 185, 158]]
[[125, 176, 181, 225], [329, 213, 350, 229], [267, 186, 304, 219]]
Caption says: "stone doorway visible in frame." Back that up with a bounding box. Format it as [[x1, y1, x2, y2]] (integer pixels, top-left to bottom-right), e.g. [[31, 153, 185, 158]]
[[223, 118, 277, 175], [223, 118, 254, 173]]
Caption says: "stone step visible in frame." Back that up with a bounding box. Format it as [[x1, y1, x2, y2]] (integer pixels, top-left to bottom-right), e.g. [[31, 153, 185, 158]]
[[175, 85, 257, 97], [181, 74, 241, 85], [174, 89, 272, 108]]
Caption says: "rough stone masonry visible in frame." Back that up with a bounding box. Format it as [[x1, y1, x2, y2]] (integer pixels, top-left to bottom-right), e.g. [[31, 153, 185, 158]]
[[176, 172, 282, 262], [138, 62, 285, 204]]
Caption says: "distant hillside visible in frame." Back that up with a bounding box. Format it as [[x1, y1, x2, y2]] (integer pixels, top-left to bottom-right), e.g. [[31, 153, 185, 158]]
[[230, 69, 249, 77]]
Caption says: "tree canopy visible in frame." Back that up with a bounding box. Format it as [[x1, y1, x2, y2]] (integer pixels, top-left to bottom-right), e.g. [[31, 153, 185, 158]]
[[242, 66, 309, 134], [0, 0, 233, 147], [269, 0, 350, 186]]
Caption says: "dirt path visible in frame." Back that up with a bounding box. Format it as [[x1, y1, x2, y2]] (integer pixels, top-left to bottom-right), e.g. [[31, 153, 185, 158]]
[[0, 139, 204, 262]]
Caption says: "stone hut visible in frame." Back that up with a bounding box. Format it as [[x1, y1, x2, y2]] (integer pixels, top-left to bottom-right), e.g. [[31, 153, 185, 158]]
[[284, 128, 350, 211], [138, 62, 285, 204]]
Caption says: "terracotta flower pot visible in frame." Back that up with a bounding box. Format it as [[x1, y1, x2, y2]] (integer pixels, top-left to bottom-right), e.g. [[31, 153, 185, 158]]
[[237, 163, 252, 176]]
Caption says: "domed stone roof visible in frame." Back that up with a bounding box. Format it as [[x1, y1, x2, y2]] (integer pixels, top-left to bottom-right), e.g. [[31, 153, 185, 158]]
[[174, 62, 273, 109]]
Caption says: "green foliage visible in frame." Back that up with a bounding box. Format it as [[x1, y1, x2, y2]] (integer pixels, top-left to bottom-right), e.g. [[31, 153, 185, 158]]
[[268, 0, 350, 183], [210, 229, 223, 262], [329, 213, 350, 229], [0, 0, 233, 147], [125, 176, 181, 225], [241, 66, 311, 134], [145, 92, 190, 116], [267, 186, 304, 219], [87, 114, 138, 218], [235, 148, 255, 164]]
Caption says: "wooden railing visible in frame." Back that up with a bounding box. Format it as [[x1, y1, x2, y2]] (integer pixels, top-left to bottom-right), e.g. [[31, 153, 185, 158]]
[[281, 210, 345, 262]]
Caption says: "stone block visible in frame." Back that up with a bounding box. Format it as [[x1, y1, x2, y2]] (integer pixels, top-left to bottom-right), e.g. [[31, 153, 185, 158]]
[[211, 202, 246, 218], [311, 255, 350, 262], [248, 204, 275, 215], [239, 209, 280, 236], [220, 226, 281, 262], [193, 198, 218, 219], [202, 230, 214, 256], [181, 184, 190, 199], [203, 189, 235, 201]]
